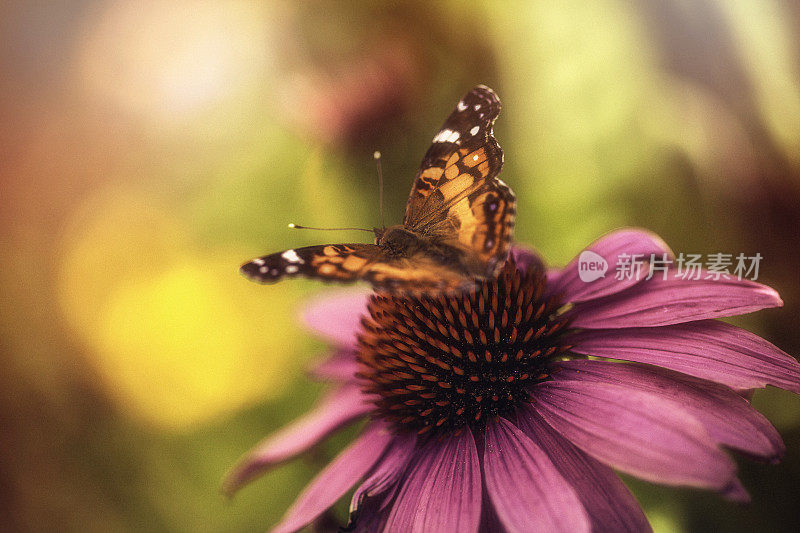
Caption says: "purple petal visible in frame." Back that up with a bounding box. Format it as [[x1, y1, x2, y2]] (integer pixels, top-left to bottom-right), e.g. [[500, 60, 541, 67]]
[[511, 245, 545, 274], [308, 349, 359, 382], [515, 408, 651, 532], [549, 229, 672, 303], [223, 384, 371, 495], [271, 423, 393, 533], [547, 268, 560, 286], [570, 274, 782, 329], [569, 320, 800, 393], [555, 360, 784, 462], [721, 478, 752, 504], [350, 497, 390, 532], [384, 429, 481, 533], [531, 379, 737, 489], [479, 494, 509, 533], [348, 432, 417, 521], [301, 288, 370, 346], [484, 417, 590, 533]]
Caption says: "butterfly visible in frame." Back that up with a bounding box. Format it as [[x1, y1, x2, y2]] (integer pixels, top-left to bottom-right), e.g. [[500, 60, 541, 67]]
[[241, 85, 516, 293]]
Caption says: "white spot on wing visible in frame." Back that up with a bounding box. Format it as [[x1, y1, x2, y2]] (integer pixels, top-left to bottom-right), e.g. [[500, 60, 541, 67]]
[[474, 104, 481, 111], [469, 126, 479, 136], [285, 265, 299, 274], [259, 266, 268, 274], [457, 101, 467, 111], [281, 249, 304, 264], [473, 154, 479, 161], [433, 128, 461, 144], [252, 258, 265, 266]]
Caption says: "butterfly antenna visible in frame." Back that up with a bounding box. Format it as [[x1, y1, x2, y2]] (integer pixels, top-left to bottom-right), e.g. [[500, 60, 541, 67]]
[[286, 153, 384, 235], [288, 223, 373, 233], [374, 151, 385, 229]]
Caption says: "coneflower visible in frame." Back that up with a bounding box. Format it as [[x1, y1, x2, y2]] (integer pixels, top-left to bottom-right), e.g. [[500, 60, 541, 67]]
[[224, 229, 800, 533], [357, 255, 569, 437]]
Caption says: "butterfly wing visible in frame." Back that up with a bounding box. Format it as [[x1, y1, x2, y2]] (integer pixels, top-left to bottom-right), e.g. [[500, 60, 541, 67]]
[[241, 244, 382, 284], [403, 85, 515, 277], [437, 177, 516, 276], [362, 253, 478, 293], [241, 243, 472, 292]]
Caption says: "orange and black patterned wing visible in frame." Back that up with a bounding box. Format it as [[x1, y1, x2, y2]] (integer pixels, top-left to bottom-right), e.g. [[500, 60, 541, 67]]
[[404, 85, 504, 228], [403, 85, 515, 277], [435, 177, 515, 277], [241, 244, 382, 284], [361, 253, 479, 293], [241, 244, 473, 292]]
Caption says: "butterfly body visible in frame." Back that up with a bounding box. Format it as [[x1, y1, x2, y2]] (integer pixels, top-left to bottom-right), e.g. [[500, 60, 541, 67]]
[[373, 225, 421, 256], [241, 85, 516, 293], [376, 224, 475, 270]]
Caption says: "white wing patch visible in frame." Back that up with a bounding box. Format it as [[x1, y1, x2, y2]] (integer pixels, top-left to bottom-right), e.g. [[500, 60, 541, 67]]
[[281, 249, 304, 264], [433, 129, 461, 144]]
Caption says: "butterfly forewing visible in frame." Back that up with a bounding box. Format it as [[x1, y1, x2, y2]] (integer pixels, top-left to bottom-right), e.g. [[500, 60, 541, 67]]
[[241, 244, 382, 284], [241, 244, 473, 292], [403, 85, 515, 277], [403, 85, 504, 229]]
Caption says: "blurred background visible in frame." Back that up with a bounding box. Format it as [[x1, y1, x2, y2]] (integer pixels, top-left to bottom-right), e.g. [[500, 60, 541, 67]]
[[1, 0, 799, 531]]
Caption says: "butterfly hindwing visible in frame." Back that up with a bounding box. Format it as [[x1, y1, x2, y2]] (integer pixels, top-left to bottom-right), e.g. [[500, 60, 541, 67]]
[[439, 177, 516, 275], [362, 253, 479, 293]]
